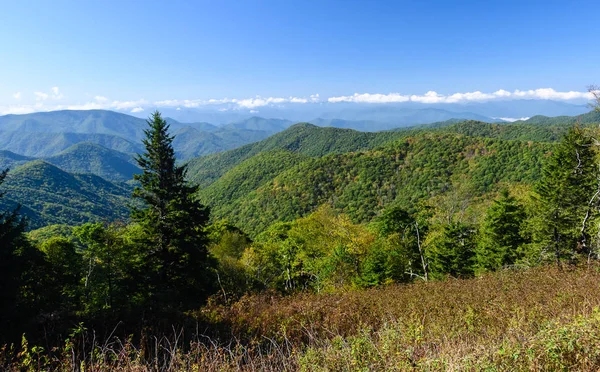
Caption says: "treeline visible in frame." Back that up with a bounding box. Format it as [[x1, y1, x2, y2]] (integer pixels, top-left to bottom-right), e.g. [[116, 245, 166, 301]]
[[2, 112, 600, 367], [203, 125, 599, 294]]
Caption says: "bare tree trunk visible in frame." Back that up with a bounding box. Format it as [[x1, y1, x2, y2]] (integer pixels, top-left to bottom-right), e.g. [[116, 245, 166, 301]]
[[415, 222, 428, 281], [579, 170, 600, 255], [554, 225, 562, 269]]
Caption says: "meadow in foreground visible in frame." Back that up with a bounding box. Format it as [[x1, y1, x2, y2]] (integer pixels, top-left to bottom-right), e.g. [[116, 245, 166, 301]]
[[3, 265, 600, 371]]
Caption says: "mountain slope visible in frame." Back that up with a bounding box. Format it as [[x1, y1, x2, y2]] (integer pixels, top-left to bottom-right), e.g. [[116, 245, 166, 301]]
[[0, 160, 132, 229], [317, 106, 499, 127], [223, 117, 293, 132], [0, 130, 143, 157], [0, 150, 35, 170], [309, 118, 391, 132], [198, 150, 309, 213], [0, 110, 148, 142], [44, 142, 141, 182], [519, 110, 600, 125], [198, 133, 552, 235], [433, 120, 570, 143], [186, 123, 409, 188], [166, 117, 218, 132], [172, 126, 272, 159], [186, 116, 578, 190]]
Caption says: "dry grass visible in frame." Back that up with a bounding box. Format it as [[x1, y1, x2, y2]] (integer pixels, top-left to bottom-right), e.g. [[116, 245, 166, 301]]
[[5, 265, 600, 371]]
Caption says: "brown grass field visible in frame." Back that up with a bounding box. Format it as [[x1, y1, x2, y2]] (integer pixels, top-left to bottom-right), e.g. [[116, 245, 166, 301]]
[[4, 265, 600, 371]]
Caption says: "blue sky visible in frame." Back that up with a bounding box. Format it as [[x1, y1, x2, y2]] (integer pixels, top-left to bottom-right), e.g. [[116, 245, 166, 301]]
[[1, 0, 598, 114]]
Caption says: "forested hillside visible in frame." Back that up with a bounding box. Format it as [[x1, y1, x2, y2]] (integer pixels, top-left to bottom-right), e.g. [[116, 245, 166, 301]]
[[43, 142, 140, 181], [198, 132, 550, 235], [0, 130, 143, 157], [0, 150, 34, 169], [1, 116, 582, 230], [518, 110, 600, 125], [186, 123, 410, 188], [172, 125, 271, 159], [0, 142, 141, 182], [186, 116, 582, 191], [0, 160, 131, 228]]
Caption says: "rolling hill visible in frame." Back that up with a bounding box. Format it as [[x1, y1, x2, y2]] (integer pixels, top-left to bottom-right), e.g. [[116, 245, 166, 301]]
[[198, 150, 309, 212], [309, 118, 391, 132], [44, 142, 141, 182], [196, 132, 552, 236], [172, 126, 272, 159], [0, 160, 132, 229], [518, 110, 600, 125], [0, 130, 143, 157], [186, 115, 583, 191], [0, 150, 34, 170], [0, 110, 148, 142], [186, 123, 409, 188]]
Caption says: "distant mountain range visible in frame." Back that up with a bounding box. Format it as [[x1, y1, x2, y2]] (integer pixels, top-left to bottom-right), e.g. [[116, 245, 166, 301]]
[[0, 101, 592, 164], [0, 108, 596, 183], [152, 99, 589, 124], [0, 110, 286, 160], [2, 109, 598, 231]]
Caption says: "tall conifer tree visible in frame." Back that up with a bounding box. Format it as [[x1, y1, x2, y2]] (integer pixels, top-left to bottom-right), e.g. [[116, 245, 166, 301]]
[[476, 190, 527, 271], [132, 111, 214, 312], [535, 126, 597, 265]]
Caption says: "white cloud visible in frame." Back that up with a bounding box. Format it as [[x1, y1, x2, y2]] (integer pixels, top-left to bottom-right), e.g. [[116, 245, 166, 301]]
[[411, 91, 445, 104], [494, 117, 531, 122], [1, 88, 593, 117], [63, 102, 105, 110], [153, 95, 319, 109], [0, 97, 147, 115], [34, 87, 63, 101], [110, 99, 147, 110], [34, 92, 49, 101], [327, 88, 593, 104], [329, 92, 410, 103], [511, 88, 591, 100]]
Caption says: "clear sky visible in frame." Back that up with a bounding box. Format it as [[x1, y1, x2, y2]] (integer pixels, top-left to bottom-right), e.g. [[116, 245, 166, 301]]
[[1, 0, 598, 114]]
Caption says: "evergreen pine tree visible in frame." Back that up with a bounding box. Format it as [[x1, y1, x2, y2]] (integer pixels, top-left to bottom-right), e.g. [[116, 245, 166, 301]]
[[132, 111, 214, 312], [476, 190, 527, 271], [429, 222, 476, 278], [535, 126, 597, 265]]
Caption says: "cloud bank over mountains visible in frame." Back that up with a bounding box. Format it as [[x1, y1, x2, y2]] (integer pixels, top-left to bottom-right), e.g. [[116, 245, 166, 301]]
[[1, 88, 596, 116], [328, 88, 593, 104]]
